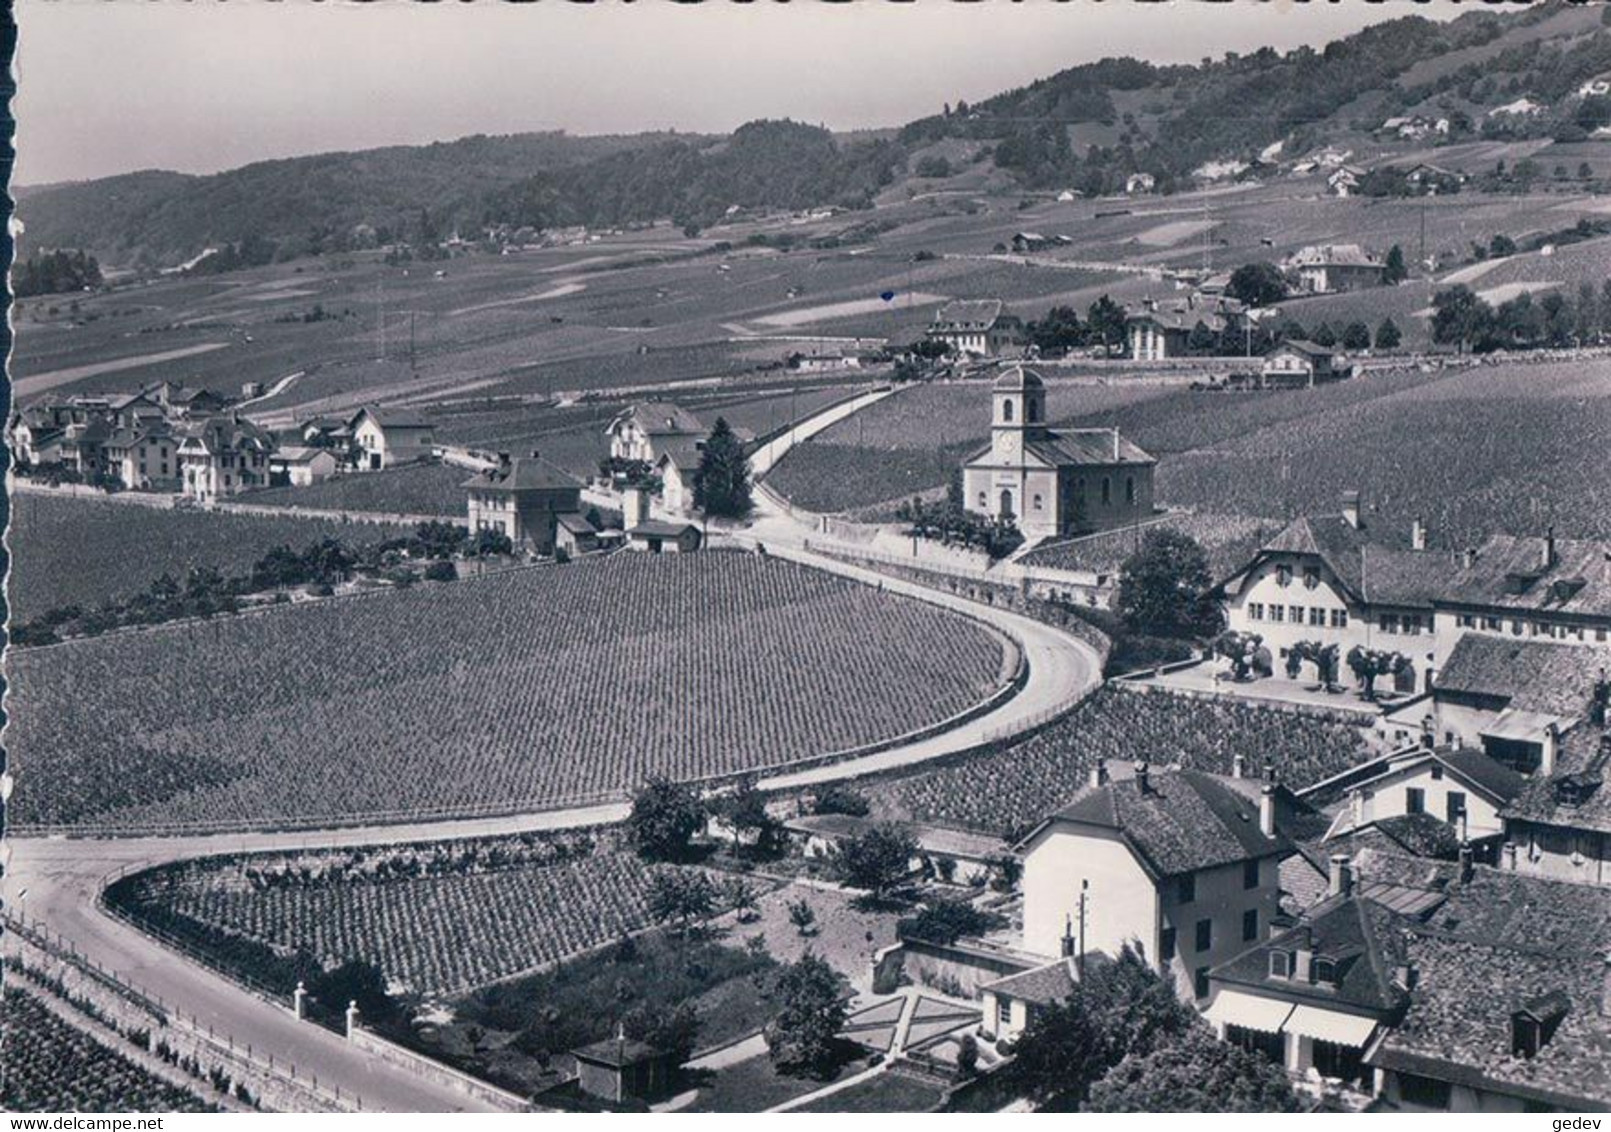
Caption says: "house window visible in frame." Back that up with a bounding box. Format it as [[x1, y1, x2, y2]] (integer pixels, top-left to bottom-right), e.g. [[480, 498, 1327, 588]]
[[1269, 951, 1291, 979], [1160, 927, 1177, 961], [1178, 873, 1196, 904], [1193, 966, 1211, 1000], [1243, 908, 1259, 942], [1446, 791, 1467, 825], [1244, 860, 1260, 889], [1331, 609, 1348, 629], [1270, 606, 1285, 623], [1289, 605, 1303, 623], [1249, 603, 1265, 621], [1403, 614, 1423, 635], [1485, 616, 1503, 631], [998, 999, 1012, 1027], [1309, 607, 1325, 626], [1313, 959, 1337, 984], [1397, 1073, 1452, 1109], [1195, 918, 1212, 952], [1002, 399, 1015, 423], [1430, 764, 1443, 781], [1276, 565, 1293, 587], [1381, 614, 1399, 634], [1406, 787, 1426, 815], [978, 492, 987, 508], [1303, 567, 1320, 589]]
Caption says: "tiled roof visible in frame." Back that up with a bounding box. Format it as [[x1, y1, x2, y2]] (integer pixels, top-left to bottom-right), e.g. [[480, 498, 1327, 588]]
[[1437, 636, 1611, 718], [462, 456, 581, 493], [932, 299, 1005, 331], [1273, 339, 1335, 359], [1347, 746, 1526, 809], [1238, 514, 1451, 607], [1025, 428, 1155, 468], [628, 520, 700, 539], [1029, 769, 1292, 878], [1125, 295, 1245, 333], [1369, 933, 1611, 1109], [180, 416, 273, 455], [572, 1036, 662, 1068], [1444, 534, 1611, 619], [1210, 896, 1409, 1014], [655, 437, 705, 474], [623, 402, 706, 437], [982, 959, 1077, 1006], [353, 406, 434, 430], [1289, 244, 1381, 269], [1504, 726, 1611, 835]]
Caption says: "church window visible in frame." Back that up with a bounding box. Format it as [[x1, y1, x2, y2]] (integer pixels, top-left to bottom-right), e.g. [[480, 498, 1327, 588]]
[[1100, 477, 1111, 505], [978, 491, 987, 508], [1033, 494, 1044, 511], [1125, 476, 1135, 504], [1028, 399, 1040, 423], [1002, 398, 1015, 423]]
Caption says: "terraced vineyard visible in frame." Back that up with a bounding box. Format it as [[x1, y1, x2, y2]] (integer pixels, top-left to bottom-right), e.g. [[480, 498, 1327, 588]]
[[0, 989, 218, 1113], [110, 847, 723, 995], [6, 551, 1005, 830], [6, 494, 411, 621], [241, 461, 469, 517], [868, 686, 1370, 837]]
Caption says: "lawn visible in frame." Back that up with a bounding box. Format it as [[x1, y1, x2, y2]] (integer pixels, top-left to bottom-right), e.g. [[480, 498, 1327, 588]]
[[7, 550, 1006, 830], [793, 1070, 946, 1113], [685, 1052, 857, 1113], [5, 493, 412, 622]]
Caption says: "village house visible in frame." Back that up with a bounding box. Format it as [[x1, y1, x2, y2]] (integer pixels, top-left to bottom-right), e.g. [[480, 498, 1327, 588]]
[[176, 415, 274, 503], [1016, 761, 1291, 1003], [1324, 743, 1527, 848], [1328, 165, 1364, 198], [1260, 340, 1341, 389], [653, 438, 703, 516], [463, 453, 593, 557], [1124, 293, 1246, 360], [1502, 725, 1611, 888], [960, 366, 1156, 540], [1286, 245, 1386, 294], [1215, 496, 1450, 694], [1010, 232, 1071, 254], [1433, 531, 1611, 663], [270, 445, 340, 487], [1125, 172, 1156, 195], [927, 299, 1025, 358], [605, 402, 707, 466], [348, 406, 436, 470], [103, 422, 178, 490]]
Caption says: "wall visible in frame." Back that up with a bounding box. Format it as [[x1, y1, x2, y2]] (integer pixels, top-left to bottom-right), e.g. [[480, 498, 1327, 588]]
[[1155, 856, 1281, 1002], [1506, 822, 1610, 887], [347, 1025, 530, 1111], [898, 938, 1038, 999], [1021, 824, 1157, 961], [1353, 759, 1505, 839]]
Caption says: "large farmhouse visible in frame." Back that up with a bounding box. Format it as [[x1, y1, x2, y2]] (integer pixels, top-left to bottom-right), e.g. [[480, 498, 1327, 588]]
[[927, 299, 1024, 358], [1285, 245, 1386, 294], [463, 453, 595, 557], [961, 366, 1155, 541], [1124, 294, 1246, 361]]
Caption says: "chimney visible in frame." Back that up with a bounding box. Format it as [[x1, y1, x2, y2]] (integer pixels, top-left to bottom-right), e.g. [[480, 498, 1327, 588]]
[[1542, 723, 1559, 777], [1462, 547, 1477, 571], [1503, 841, 1519, 871], [1232, 753, 1249, 779], [1260, 782, 1277, 838], [1134, 760, 1150, 794], [1341, 490, 1362, 530], [1292, 927, 1314, 983], [1542, 526, 1557, 571], [1411, 518, 1427, 552], [1451, 731, 1463, 751], [1112, 429, 1120, 461], [1394, 962, 1416, 992], [1091, 756, 1110, 789], [1456, 810, 1469, 847], [1328, 853, 1353, 898], [1352, 789, 1366, 829], [1458, 842, 1474, 885]]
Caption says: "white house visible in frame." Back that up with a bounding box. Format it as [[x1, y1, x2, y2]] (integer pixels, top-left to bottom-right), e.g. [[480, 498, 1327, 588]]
[[1016, 761, 1290, 1002], [1286, 245, 1386, 294], [348, 407, 436, 470], [605, 402, 706, 465], [1326, 744, 1527, 844], [927, 299, 1024, 358], [1261, 340, 1340, 389], [272, 445, 340, 487], [176, 415, 274, 503]]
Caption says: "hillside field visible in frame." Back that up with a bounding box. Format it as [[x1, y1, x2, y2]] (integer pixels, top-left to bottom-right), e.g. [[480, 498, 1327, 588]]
[[5, 551, 1006, 831]]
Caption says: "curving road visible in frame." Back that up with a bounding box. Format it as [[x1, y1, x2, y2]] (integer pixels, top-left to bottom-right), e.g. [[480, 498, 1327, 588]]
[[2, 386, 1101, 1112]]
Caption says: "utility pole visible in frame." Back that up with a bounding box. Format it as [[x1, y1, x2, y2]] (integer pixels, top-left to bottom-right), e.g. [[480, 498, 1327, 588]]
[[409, 310, 417, 372], [375, 276, 385, 362], [1076, 879, 1089, 980]]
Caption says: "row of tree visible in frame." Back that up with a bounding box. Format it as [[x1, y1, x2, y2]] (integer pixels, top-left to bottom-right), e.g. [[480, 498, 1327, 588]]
[[1430, 280, 1611, 353], [14, 249, 103, 297]]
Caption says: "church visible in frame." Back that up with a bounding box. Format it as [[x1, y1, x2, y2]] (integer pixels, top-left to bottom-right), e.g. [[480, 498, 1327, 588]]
[[961, 366, 1156, 541]]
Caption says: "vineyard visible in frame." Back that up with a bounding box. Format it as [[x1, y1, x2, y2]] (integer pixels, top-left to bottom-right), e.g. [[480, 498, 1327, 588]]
[[241, 461, 469, 518], [109, 846, 726, 996], [867, 686, 1371, 837], [6, 494, 411, 621], [770, 359, 1611, 546], [6, 551, 1004, 830], [0, 989, 217, 1112]]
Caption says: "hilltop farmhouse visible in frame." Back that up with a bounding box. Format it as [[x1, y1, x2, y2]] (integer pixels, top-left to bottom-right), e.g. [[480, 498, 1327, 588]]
[[960, 366, 1155, 540]]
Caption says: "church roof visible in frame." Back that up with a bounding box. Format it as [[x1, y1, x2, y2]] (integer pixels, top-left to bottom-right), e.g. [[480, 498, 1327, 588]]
[[994, 365, 1045, 391], [965, 427, 1154, 470]]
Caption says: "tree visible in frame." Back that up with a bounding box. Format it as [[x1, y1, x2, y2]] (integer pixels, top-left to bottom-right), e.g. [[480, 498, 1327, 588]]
[[1086, 1025, 1301, 1112], [628, 776, 705, 861], [1382, 243, 1408, 285], [1374, 318, 1402, 351], [811, 784, 869, 817], [1341, 322, 1371, 350], [1346, 646, 1409, 700], [1431, 285, 1491, 353], [764, 954, 847, 1078], [1115, 529, 1221, 639], [956, 1034, 980, 1080], [647, 869, 718, 936], [712, 777, 782, 855], [1489, 233, 1517, 258], [695, 416, 752, 519], [787, 898, 818, 937], [307, 960, 401, 1028], [1086, 295, 1127, 357], [1291, 640, 1340, 690], [724, 876, 761, 923], [1310, 322, 1338, 348], [1029, 305, 1085, 356], [1213, 630, 1264, 682], [624, 1001, 701, 1067], [1225, 262, 1288, 307], [834, 825, 917, 901], [1186, 320, 1216, 354]]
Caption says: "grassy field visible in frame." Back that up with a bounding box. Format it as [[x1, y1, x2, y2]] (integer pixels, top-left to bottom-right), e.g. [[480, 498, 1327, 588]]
[[6, 494, 412, 621], [867, 686, 1370, 838], [7, 551, 1005, 830], [794, 1071, 945, 1113]]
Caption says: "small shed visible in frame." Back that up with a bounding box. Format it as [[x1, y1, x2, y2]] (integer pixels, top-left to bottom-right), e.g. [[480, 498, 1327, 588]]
[[626, 520, 702, 554], [572, 1036, 672, 1104]]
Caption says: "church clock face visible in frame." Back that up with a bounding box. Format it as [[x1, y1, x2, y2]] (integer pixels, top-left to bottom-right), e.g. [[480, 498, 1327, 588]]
[[997, 431, 1020, 460]]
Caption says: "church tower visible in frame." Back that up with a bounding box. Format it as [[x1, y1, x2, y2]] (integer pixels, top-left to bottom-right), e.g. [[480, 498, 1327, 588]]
[[992, 365, 1046, 463]]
